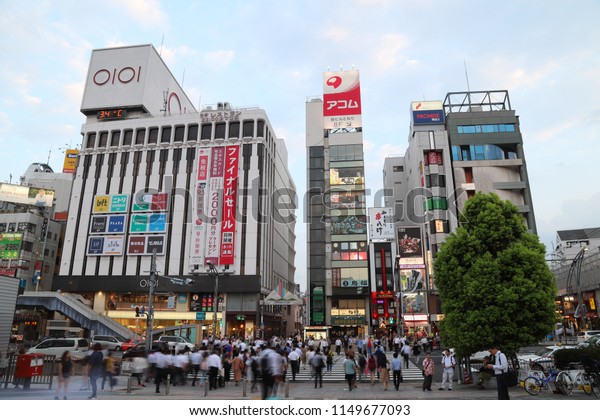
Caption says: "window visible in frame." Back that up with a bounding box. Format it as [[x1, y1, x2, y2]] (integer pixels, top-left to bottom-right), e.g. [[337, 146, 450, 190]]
[[161, 126, 172, 143], [426, 174, 446, 188], [201, 124, 212, 140], [0, 224, 6, 232], [85, 133, 96, 149], [8, 223, 16, 232], [257, 120, 265, 138], [330, 145, 363, 162], [98, 132, 108, 148], [330, 191, 365, 209], [215, 123, 226, 139], [135, 129, 146, 145], [110, 131, 120, 147], [173, 126, 184, 142], [451, 144, 515, 161], [229, 122, 240, 138], [309, 147, 324, 158], [331, 241, 368, 261], [148, 128, 158, 144], [187, 124, 198, 141], [457, 124, 516, 134], [123, 130, 133, 146], [393, 166, 404, 172], [242, 120, 254, 138]]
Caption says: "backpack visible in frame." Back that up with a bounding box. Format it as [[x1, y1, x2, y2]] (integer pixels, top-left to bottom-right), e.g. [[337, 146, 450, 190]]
[[358, 354, 366, 368]]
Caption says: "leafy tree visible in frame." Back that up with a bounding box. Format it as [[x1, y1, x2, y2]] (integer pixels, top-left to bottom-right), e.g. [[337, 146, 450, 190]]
[[434, 192, 556, 357]]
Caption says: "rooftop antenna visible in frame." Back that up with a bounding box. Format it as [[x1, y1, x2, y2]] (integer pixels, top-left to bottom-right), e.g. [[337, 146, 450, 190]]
[[339, 64, 343, 71], [181, 68, 185, 88], [464, 60, 471, 92], [46, 148, 51, 165], [159, 34, 165, 57]]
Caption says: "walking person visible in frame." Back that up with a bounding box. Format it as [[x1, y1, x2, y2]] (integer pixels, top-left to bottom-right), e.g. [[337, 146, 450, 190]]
[[310, 348, 325, 388], [87, 343, 104, 399], [54, 351, 73, 400], [367, 353, 377, 385], [335, 338, 342, 355], [190, 349, 202, 386], [232, 350, 244, 386], [376, 347, 390, 391], [207, 348, 222, 390], [413, 342, 422, 365], [401, 342, 411, 369], [487, 345, 510, 400], [326, 349, 334, 374], [154, 348, 170, 394], [287, 346, 299, 381], [132, 356, 148, 387], [343, 352, 357, 392], [422, 352, 434, 391], [101, 350, 116, 391], [391, 352, 402, 391], [439, 348, 456, 391]]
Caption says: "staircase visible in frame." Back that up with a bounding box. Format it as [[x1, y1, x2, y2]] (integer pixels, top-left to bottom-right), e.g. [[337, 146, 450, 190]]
[[16, 291, 134, 340]]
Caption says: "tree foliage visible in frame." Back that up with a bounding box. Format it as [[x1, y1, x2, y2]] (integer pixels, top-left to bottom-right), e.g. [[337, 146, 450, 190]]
[[434, 193, 556, 358]]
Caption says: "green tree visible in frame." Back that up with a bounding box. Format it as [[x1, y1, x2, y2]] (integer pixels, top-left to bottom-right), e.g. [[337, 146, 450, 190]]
[[434, 192, 556, 357]]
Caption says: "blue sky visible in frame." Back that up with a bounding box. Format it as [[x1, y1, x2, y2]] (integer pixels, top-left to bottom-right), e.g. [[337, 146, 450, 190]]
[[1, 0, 599, 291]]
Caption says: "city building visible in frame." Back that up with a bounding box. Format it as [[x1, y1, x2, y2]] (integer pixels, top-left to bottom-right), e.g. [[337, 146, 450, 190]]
[[54, 44, 297, 340], [305, 70, 370, 339]]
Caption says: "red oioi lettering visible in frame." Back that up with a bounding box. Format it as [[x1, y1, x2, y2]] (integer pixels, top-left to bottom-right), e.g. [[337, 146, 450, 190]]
[[93, 66, 142, 86]]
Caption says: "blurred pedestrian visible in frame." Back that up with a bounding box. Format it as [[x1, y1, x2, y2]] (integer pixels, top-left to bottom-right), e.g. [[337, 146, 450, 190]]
[[232, 350, 244, 386], [310, 348, 325, 388], [343, 352, 357, 392], [391, 352, 402, 391], [54, 351, 73, 400], [101, 350, 116, 391], [87, 344, 103, 399]]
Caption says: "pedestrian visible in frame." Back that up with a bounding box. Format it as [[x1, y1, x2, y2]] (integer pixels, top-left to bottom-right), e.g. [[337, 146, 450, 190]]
[[207, 348, 222, 390], [401, 342, 411, 369], [87, 343, 103, 399], [310, 348, 325, 388], [249, 349, 260, 393], [439, 348, 456, 391], [335, 338, 342, 355], [232, 350, 244, 386], [132, 356, 148, 387], [326, 349, 334, 373], [223, 352, 232, 384], [367, 353, 377, 385], [357, 351, 366, 382], [422, 352, 434, 391], [287, 346, 299, 381], [260, 343, 283, 399], [343, 352, 357, 392], [376, 347, 390, 391], [54, 351, 73, 400], [301, 344, 308, 370], [487, 345, 510, 400], [154, 347, 170, 394], [413, 342, 422, 365], [476, 355, 495, 389], [172, 349, 189, 386], [391, 352, 402, 391], [101, 350, 116, 391], [190, 349, 202, 386]]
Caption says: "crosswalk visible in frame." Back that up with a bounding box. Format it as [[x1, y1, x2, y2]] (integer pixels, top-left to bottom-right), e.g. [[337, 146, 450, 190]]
[[287, 353, 424, 383]]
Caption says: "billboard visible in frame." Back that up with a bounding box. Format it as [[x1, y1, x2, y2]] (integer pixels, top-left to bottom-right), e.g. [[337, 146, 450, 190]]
[[89, 215, 127, 234], [0, 233, 23, 259], [323, 70, 362, 129], [127, 235, 166, 256], [368, 208, 395, 241], [62, 149, 79, 173], [190, 148, 210, 265], [411, 100, 445, 125], [219, 145, 240, 265], [397, 226, 423, 260], [93, 194, 129, 213], [204, 147, 225, 265], [0, 184, 55, 208], [132, 192, 169, 212], [129, 214, 167, 233], [86, 235, 124, 256]]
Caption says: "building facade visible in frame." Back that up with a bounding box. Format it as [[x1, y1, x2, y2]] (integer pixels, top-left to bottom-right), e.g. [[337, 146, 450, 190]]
[[55, 45, 297, 340]]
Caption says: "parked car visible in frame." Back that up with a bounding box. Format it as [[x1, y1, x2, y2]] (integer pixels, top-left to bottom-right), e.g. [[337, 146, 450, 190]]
[[122, 342, 169, 360], [26, 337, 90, 359], [156, 335, 196, 352], [120, 338, 145, 352], [576, 330, 600, 343], [517, 345, 575, 367], [90, 335, 126, 351], [577, 335, 600, 348]]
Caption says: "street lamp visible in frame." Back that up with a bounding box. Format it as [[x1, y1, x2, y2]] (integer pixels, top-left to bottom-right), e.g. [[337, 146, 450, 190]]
[[206, 262, 220, 339], [567, 247, 588, 331]]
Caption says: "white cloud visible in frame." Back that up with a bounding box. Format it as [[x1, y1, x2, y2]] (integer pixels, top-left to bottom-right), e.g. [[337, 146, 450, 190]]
[[204, 50, 236, 70], [374, 33, 410, 71], [118, 0, 168, 27], [24, 95, 42, 106]]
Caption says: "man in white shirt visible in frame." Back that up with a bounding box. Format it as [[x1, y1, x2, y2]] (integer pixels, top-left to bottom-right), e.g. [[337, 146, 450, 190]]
[[439, 348, 456, 390], [154, 349, 171, 394], [335, 338, 342, 355], [172, 350, 190, 386], [190, 349, 202, 386], [487, 345, 510, 400], [207, 349, 222, 390], [288, 347, 300, 381]]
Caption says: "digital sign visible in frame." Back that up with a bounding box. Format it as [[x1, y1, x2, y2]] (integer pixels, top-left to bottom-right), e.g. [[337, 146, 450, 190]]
[[97, 109, 128, 121]]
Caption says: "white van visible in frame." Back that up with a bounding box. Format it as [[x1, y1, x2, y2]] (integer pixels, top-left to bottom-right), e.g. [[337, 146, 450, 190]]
[[577, 330, 600, 343], [26, 337, 90, 359]]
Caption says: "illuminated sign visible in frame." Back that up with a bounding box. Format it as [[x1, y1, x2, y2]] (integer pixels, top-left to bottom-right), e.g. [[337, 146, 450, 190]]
[[0, 184, 55, 208], [97, 109, 128, 121], [62, 149, 79, 174], [323, 70, 362, 129]]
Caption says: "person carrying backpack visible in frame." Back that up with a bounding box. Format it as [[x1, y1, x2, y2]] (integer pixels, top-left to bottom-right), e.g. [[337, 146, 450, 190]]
[[310, 348, 325, 388], [439, 348, 456, 391]]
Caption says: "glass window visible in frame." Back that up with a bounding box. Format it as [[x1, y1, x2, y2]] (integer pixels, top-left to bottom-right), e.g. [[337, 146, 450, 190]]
[[123, 130, 133, 146], [229, 122, 240, 138], [243, 120, 254, 137], [98, 132, 108, 148], [187, 124, 198, 141], [393, 166, 404, 172], [161, 126, 171, 143], [257, 120, 265, 138], [215, 123, 226, 139], [110, 131, 120, 147], [0, 224, 6, 232], [86, 133, 96, 149], [135, 129, 146, 145], [201, 124, 212, 140], [148, 128, 158, 144], [174, 126, 184, 142]]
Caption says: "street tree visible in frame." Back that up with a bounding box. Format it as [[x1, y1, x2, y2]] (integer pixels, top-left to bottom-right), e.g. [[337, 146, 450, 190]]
[[434, 192, 556, 357]]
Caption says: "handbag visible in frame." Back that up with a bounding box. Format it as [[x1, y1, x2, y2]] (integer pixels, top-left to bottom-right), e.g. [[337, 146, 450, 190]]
[[501, 369, 518, 387]]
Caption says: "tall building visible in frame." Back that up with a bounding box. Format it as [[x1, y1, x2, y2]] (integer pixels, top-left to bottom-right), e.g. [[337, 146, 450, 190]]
[[383, 91, 537, 335], [305, 70, 370, 340], [55, 45, 297, 340]]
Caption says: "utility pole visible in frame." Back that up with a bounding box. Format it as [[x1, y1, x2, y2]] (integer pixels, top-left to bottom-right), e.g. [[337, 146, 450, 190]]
[[145, 249, 157, 354]]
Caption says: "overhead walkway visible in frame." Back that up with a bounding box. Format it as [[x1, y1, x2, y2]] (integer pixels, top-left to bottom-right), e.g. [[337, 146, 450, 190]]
[[16, 291, 134, 340]]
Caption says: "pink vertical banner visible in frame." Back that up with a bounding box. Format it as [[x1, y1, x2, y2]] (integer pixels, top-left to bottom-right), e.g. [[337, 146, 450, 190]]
[[190, 148, 210, 266], [219, 145, 240, 265], [204, 146, 225, 265]]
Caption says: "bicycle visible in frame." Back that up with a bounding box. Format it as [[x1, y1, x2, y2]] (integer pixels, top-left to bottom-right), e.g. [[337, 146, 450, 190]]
[[578, 358, 600, 398], [523, 367, 573, 396]]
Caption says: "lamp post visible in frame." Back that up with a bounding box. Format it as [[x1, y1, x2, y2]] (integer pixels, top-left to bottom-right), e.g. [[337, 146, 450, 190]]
[[206, 262, 220, 339], [568, 247, 588, 331]]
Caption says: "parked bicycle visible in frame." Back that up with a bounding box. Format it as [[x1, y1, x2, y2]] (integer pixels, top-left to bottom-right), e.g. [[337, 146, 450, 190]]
[[578, 358, 600, 398], [523, 367, 573, 396]]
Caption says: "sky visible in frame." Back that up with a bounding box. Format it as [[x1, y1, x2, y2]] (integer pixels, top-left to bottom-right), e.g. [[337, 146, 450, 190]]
[[1, 0, 599, 292]]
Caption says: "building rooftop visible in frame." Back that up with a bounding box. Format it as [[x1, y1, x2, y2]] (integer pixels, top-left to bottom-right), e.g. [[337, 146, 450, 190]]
[[556, 227, 600, 241]]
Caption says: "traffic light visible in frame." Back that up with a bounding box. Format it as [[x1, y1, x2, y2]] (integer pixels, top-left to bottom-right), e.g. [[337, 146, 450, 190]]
[[135, 306, 140, 317], [32, 272, 42, 285], [389, 317, 395, 324], [141, 306, 145, 316]]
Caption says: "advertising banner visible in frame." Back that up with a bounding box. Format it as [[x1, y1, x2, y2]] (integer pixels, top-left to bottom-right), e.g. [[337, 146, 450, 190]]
[[129, 214, 167, 233], [323, 70, 362, 129], [368, 207, 395, 241], [86, 235, 124, 256], [0, 233, 23, 259], [0, 184, 55, 208], [127, 235, 166, 255], [397, 226, 423, 259], [204, 147, 225, 265], [219, 145, 239, 265], [132, 192, 169, 212], [411, 100, 445, 125], [62, 149, 79, 173], [190, 148, 210, 266], [93, 194, 129, 213], [89, 215, 127, 234]]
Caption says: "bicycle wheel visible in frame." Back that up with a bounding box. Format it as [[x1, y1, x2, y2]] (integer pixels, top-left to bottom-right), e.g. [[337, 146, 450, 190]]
[[592, 375, 600, 398], [556, 371, 574, 395], [524, 376, 542, 396], [577, 372, 593, 395]]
